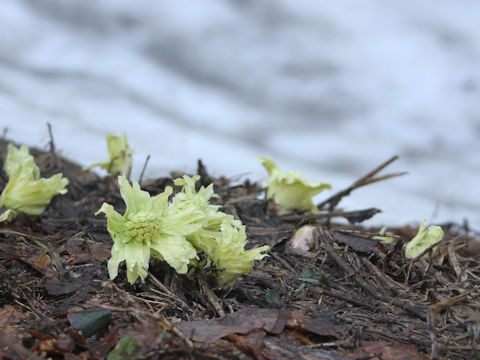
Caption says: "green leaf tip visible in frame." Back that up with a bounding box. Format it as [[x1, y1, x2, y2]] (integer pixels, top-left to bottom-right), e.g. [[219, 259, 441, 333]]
[[107, 336, 142, 360], [97, 175, 268, 287], [84, 133, 134, 176], [0, 144, 68, 222], [256, 156, 331, 214], [404, 220, 444, 259]]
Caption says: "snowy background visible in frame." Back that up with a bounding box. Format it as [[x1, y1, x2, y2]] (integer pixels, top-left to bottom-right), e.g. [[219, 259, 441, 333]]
[[1, 0, 479, 229]]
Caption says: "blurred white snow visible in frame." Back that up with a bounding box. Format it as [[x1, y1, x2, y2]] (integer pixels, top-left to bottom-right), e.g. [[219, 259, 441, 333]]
[[0, 0, 479, 228]]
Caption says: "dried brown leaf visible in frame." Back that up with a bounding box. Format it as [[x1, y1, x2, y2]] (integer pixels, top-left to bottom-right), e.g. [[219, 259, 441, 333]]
[[176, 308, 339, 344], [353, 341, 430, 360]]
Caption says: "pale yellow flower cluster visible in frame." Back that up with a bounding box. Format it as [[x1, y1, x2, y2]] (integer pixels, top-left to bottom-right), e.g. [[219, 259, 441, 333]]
[[0, 144, 68, 222], [97, 175, 269, 287]]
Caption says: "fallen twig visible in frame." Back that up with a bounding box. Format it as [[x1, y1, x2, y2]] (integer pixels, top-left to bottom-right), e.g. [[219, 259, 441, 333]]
[[139, 154, 151, 186], [430, 289, 477, 313], [315, 226, 427, 321], [427, 309, 440, 359], [46, 122, 59, 169], [0, 229, 65, 277], [196, 270, 225, 317], [147, 271, 193, 315], [309, 286, 379, 312], [279, 208, 381, 224], [317, 155, 407, 211]]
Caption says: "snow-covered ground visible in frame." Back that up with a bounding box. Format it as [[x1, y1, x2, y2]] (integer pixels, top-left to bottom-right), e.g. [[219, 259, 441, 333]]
[[1, 0, 479, 229]]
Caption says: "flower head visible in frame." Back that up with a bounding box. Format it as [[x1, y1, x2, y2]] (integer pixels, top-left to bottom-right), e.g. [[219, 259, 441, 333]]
[[171, 175, 268, 286], [404, 220, 444, 259], [96, 175, 201, 284], [0, 144, 68, 222], [213, 223, 269, 287], [97, 174, 269, 287], [171, 175, 235, 256], [256, 156, 331, 214], [84, 134, 133, 176]]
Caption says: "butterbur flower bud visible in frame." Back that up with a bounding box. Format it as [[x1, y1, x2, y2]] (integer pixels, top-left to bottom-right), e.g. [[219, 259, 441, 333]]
[[84, 134, 133, 177], [0, 144, 68, 222], [97, 174, 269, 287], [256, 156, 331, 215], [288, 225, 316, 251], [212, 223, 269, 287], [404, 220, 444, 259], [171, 175, 269, 287], [96, 175, 201, 284]]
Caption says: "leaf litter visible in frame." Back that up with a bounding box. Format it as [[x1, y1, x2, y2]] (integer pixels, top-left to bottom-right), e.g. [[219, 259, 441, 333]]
[[0, 137, 480, 360]]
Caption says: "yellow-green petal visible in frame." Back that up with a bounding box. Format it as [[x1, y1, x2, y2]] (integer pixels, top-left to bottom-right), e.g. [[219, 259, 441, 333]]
[[256, 156, 331, 214], [404, 220, 444, 259], [84, 133, 133, 176], [151, 186, 173, 216], [124, 239, 150, 283], [107, 242, 124, 280], [118, 175, 152, 216], [0, 209, 16, 222], [4, 144, 38, 178], [107, 239, 150, 283], [0, 144, 68, 221], [163, 206, 203, 237], [96, 203, 126, 240], [212, 223, 268, 287], [150, 236, 198, 274]]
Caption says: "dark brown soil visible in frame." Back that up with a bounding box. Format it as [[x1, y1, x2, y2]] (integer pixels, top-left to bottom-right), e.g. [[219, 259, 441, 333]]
[[1, 138, 479, 360]]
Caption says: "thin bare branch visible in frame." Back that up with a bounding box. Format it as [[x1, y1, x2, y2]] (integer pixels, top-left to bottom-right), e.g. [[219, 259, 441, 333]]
[[317, 155, 407, 211], [139, 154, 151, 186]]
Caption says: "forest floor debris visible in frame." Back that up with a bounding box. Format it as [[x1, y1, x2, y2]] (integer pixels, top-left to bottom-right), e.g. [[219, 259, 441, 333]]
[[1, 138, 479, 359]]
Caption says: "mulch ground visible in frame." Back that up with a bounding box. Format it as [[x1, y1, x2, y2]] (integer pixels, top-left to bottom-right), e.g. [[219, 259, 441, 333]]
[[1, 138, 479, 360]]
